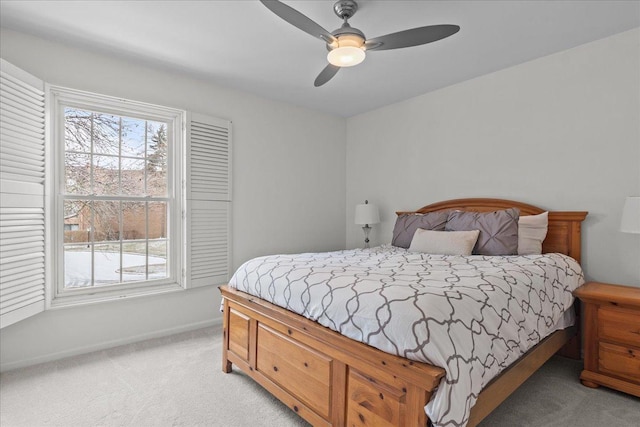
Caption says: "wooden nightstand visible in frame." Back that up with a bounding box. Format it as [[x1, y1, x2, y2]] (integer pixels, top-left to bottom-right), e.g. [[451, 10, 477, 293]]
[[573, 282, 640, 397]]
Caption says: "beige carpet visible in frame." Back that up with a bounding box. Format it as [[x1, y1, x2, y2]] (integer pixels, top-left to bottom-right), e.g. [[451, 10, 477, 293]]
[[1, 326, 638, 426]]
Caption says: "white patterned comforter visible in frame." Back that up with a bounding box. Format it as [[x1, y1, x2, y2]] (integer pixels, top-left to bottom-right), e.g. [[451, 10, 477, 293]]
[[228, 245, 584, 427]]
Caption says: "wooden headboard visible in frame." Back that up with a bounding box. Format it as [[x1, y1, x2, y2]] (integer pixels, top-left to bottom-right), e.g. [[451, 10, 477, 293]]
[[397, 198, 588, 263]]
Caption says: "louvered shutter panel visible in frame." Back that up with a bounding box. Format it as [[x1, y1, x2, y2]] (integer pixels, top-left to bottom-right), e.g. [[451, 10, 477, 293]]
[[0, 59, 46, 328], [185, 112, 231, 288]]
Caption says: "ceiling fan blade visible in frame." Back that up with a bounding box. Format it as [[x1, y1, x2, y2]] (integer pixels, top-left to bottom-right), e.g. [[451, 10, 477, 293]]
[[260, 0, 337, 44], [314, 64, 340, 87], [365, 24, 460, 51]]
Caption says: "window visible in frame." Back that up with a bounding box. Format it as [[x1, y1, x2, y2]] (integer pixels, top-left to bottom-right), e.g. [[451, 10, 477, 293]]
[[50, 87, 185, 305], [62, 109, 170, 287], [1, 59, 231, 321]]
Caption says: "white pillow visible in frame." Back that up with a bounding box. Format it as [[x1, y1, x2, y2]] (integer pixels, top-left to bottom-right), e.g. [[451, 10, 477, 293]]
[[518, 212, 548, 255], [408, 228, 480, 256]]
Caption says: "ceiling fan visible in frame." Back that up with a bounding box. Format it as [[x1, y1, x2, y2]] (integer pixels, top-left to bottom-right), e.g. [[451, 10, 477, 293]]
[[259, 0, 460, 87]]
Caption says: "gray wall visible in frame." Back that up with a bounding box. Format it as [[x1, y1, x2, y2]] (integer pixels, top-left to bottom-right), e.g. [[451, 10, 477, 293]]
[[0, 28, 347, 370], [346, 28, 640, 287]]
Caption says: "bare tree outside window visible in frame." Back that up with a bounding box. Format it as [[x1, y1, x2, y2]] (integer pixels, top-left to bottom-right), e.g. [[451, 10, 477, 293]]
[[63, 107, 170, 288]]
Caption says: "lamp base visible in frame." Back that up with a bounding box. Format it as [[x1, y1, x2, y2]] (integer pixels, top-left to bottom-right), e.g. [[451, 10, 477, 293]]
[[362, 224, 371, 249]]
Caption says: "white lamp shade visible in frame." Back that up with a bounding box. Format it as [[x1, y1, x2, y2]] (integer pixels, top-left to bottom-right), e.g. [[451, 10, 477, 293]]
[[355, 203, 380, 225], [620, 196, 640, 234]]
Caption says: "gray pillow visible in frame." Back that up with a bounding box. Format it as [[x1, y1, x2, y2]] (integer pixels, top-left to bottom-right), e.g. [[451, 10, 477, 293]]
[[392, 212, 448, 248], [445, 208, 520, 255]]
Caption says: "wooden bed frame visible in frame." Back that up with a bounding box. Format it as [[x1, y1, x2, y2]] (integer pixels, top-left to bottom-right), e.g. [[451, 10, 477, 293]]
[[220, 198, 588, 427]]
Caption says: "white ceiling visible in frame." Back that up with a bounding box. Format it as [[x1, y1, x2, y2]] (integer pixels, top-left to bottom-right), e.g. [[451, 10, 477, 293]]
[[1, 1, 639, 117]]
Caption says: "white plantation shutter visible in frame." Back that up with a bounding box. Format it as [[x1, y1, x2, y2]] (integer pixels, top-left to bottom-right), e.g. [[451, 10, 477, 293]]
[[185, 112, 231, 288], [0, 59, 46, 328]]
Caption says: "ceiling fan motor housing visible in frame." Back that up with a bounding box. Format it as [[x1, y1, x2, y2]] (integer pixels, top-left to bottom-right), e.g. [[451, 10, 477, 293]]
[[328, 23, 366, 51]]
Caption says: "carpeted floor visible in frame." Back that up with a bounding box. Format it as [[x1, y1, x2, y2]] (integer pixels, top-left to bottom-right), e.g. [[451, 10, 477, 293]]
[[1, 326, 638, 426]]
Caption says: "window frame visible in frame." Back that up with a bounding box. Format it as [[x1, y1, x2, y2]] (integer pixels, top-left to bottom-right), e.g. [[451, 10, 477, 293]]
[[48, 85, 186, 308]]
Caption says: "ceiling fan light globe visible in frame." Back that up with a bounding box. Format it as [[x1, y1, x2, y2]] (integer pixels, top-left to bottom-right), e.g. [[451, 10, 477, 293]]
[[327, 46, 366, 67]]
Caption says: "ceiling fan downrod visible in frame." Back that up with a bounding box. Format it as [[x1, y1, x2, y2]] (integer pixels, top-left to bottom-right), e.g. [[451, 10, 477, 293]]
[[333, 0, 358, 21]]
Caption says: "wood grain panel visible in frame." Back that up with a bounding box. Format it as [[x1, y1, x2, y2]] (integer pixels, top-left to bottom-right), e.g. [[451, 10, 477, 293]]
[[330, 360, 347, 426], [599, 307, 640, 347], [228, 308, 250, 361], [257, 324, 332, 418], [541, 223, 568, 254], [346, 370, 405, 427], [599, 342, 640, 383]]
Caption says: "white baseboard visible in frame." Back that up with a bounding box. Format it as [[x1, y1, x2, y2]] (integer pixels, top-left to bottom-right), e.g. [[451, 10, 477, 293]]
[[0, 318, 223, 372]]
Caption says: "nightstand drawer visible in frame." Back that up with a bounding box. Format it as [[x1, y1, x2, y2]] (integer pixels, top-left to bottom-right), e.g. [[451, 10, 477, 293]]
[[599, 342, 640, 384], [598, 307, 640, 347]]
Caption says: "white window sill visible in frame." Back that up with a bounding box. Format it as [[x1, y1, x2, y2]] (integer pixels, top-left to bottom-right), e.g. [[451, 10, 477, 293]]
[[49, 282, 186, 310]]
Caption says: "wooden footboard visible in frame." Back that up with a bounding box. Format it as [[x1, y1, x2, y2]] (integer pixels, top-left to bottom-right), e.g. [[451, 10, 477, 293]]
[[221, 285, 445, 427], [221, 285, 576, 427]]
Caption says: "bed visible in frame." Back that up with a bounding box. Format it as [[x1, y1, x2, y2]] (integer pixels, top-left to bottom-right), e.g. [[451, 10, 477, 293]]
[[219, 198, 587, 427]]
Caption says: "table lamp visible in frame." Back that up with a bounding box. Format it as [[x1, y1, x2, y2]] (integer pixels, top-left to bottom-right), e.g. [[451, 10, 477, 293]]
[[354, 200, 380, 248]]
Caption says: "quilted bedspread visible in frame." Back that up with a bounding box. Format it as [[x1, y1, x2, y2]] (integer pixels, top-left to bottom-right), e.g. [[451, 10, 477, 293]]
[[228, 245, 584, 427]]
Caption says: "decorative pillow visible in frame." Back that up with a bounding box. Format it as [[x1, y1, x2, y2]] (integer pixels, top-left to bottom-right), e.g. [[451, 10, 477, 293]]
[[518, 211, 549, 255], [408, 229, 480, 256], [445, 208, 520, 255], [391, 211, 448, 248]]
